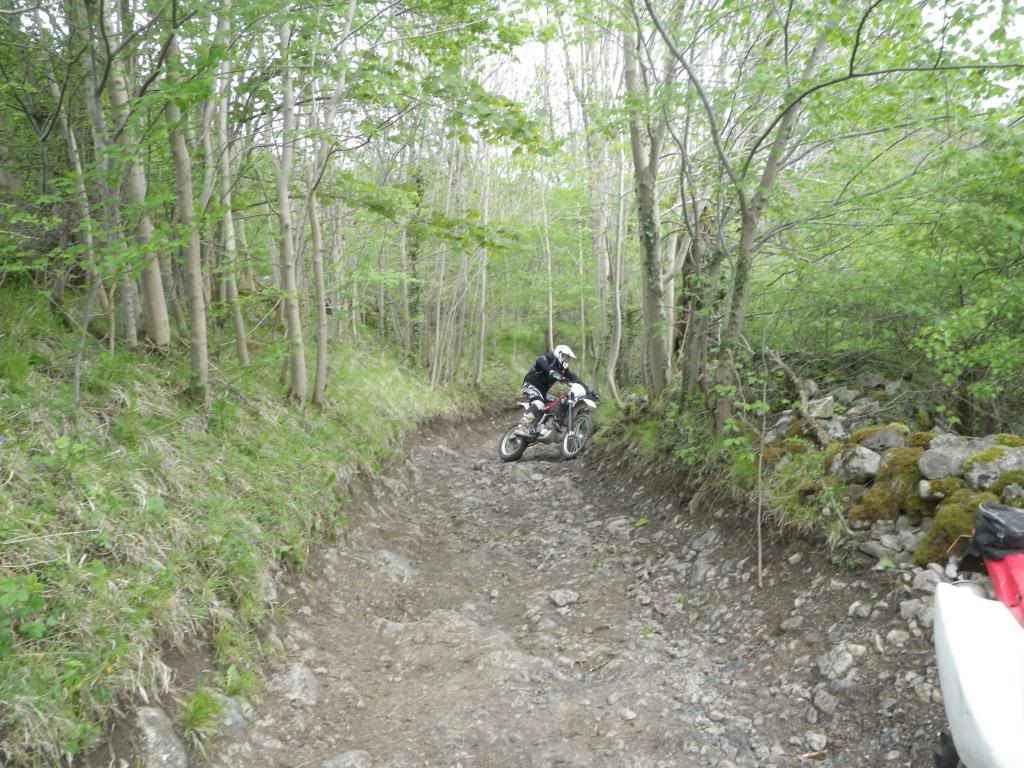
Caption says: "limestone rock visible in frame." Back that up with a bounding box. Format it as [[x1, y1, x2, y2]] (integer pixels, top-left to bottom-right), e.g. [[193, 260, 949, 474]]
[[135, 707, 188, 768], [918, 434, 995, 480], [830, 445, 882, 484], [964, 445, 1024, 489], [859, 428, 905, 453]]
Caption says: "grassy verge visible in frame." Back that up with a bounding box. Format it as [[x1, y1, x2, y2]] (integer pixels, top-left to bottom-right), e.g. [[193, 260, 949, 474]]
[[0, 287, 483, 765], [592, 394, 854, 546]]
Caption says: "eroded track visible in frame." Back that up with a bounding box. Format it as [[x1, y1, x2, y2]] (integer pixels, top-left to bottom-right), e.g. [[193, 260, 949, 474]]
[[204, 417, 945, 768]]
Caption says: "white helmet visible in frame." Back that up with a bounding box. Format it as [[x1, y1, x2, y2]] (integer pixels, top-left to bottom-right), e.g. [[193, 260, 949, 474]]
[[554, 344, 576, 366]]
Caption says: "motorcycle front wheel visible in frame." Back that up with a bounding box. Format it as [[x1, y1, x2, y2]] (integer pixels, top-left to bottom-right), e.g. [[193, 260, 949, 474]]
[[560, 413, 592, 460], [498, 426, 528, 462]]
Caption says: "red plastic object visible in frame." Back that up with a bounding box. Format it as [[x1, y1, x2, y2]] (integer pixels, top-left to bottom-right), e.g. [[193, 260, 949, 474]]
[[983, 551, 1024, 627]]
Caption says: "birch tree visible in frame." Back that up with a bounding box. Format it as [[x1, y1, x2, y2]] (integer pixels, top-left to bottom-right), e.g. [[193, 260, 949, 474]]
[[101, 0, 171, 350], [214, 0, 249, 366], [277, 21, 307, 402], [166, 33, 209, 397]]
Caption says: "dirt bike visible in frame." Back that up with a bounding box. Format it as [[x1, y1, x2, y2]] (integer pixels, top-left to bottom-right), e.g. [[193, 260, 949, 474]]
[[497, 381, 599, 462], [932, 501, 1024, 768]]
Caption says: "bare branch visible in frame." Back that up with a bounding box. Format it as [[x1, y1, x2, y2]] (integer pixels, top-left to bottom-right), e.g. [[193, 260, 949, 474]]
[[0, 1, 42, 15], [849, 0, 884, 76], [643, 0, 748, 218]]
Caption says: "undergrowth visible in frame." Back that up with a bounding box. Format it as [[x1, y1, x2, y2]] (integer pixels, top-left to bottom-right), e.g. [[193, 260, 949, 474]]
[[0, 286, 473, 765], [597, 392, 848, 546]]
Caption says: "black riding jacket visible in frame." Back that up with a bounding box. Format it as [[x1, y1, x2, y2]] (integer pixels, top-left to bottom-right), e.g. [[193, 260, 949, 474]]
[[523, 351, 580, 395]]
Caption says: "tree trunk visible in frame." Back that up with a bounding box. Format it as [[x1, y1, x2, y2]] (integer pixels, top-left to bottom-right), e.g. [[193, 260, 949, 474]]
[[103, 0, 170, 350], [712, 32, 828, 435], [430, 144, 458, 387], [679, 235, 710, 399], [166, 36, 208, 398], [540, 174, 554, 350], [604, 148, 626, 406], [235, 215, 257, 295], [163, 242, 187, 329], [473, 164, 491, 386], [215, 0, 249, 365], [45, 62, 103, 406], [309, 198, 328, 404], [277, 22, 307, 402], [75, 0, 134, 350], [623, 31, 667, 398]]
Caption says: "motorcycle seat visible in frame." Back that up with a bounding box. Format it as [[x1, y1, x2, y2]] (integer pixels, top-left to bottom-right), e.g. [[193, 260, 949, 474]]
[[975, 502, 1024, 560]]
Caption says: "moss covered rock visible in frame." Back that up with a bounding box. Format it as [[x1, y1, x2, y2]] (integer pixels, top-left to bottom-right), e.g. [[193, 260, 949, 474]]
[[849, 447, 929, 523], [919, 435, 999, 480], [849, 483, 903, 522], [822, 442, 843, 475], [784, 418, 817, 442], [760, 445, 788, 465], [990, 470, 1024, 496], [913, 489, 998, 566], [910, 431, 937, 449], [921, 476, 963, 500], [995, 434, 1024, 448], [963, 446, 1007, 473], [964, 445, 1024, 489], [915, 409, 933, 430]]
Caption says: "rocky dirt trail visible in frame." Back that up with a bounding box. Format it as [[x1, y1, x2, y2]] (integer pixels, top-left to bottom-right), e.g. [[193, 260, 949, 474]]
[[192, 415, 949, 768]]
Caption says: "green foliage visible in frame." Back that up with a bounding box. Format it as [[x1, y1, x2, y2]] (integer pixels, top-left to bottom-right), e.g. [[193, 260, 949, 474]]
[[0, 347, 31, 394], [723, 420, 762, 485], [661, 400, 718, 468], [0, 285, 469, 766], [623, 418, 659, 455], [221, 664, 262, 701], [762, 445, 849, 546], [0, 575, 58, 655], [179, 684, 222, 746]]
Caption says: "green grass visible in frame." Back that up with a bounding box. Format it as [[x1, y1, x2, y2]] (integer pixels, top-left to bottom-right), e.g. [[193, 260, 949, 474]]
[[595, 389, 851, 546], [0, 286, 480, 765], [179, 684, 222, 747]]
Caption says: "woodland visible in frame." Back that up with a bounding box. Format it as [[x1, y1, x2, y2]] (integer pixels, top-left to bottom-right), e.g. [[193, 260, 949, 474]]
[[1, 0, 1024, 763]]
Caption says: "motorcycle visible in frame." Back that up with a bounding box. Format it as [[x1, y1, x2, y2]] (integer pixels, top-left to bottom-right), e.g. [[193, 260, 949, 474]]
[[932, 501, 1024, 767], [497, 381, 599, 462]]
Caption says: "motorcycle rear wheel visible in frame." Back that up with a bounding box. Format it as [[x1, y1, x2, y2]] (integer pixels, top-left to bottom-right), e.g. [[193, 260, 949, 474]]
[[933, 731, 963, 768], [560, 413, 592, 460], [498, 426, 528, 462]]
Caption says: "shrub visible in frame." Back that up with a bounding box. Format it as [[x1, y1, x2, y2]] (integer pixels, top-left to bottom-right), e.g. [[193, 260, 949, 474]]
[[763, 446, 850, 546]]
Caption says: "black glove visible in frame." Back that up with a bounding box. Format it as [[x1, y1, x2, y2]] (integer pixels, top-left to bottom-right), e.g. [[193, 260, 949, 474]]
[[551, 371, 564, 382]]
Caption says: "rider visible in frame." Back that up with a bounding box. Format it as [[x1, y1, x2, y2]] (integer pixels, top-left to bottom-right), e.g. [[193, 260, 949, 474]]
[[516, 344, 581, 437]]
